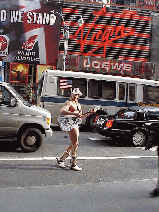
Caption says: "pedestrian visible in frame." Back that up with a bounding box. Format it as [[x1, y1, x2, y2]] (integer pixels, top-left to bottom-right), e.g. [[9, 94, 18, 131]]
[[145, 139, 159, 197], [56, 88, 95, 171], [149, 146, 159, 197]]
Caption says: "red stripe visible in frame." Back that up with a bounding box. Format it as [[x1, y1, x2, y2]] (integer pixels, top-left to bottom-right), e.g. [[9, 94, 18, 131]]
[[63, 8, 78, 13], [73, 38, 149, 50], [119, 56, 148, 62], [92, 11, 151, 21]]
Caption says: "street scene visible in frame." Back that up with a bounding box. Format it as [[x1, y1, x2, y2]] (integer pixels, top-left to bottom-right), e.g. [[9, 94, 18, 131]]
[[1, 0, 159, 211], [0, 126, 159, 211]]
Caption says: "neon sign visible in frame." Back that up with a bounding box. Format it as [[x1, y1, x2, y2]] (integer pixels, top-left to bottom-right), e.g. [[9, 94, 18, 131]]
[[75, 7, 135, 58], [60, 4, 151, 62]]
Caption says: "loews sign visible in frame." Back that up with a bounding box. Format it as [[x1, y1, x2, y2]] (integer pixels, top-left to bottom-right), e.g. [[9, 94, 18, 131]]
[[58, 54, 156, 79]]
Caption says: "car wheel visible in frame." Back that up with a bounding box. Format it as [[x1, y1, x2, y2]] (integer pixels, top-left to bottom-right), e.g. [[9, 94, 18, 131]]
[[89, 113, 100, 132], [132, 131, 147, 147], [19, 128, 43, 152]]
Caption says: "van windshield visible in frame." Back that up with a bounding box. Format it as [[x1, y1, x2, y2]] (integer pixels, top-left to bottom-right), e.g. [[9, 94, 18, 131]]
[[7, 84, 31, 106]]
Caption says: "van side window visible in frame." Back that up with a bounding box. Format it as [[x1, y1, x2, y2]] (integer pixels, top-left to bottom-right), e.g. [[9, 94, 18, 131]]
[[0, 86, 13, 106]]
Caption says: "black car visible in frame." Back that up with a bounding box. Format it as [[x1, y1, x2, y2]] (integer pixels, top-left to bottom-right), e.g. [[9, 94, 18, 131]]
[[94, 107, 159, 147]]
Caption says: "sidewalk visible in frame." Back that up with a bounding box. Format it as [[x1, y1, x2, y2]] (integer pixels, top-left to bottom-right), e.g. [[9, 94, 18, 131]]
[[0, 179, 159, 212]]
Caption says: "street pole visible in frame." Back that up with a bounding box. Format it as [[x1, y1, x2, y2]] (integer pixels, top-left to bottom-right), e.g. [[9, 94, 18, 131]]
[[50, 11, 84, 71]]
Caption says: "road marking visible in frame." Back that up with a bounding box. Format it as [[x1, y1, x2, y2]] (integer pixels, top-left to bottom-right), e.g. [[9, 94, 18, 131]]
[[0, 156, 157, 161], [136, 146, 158, 151], [89, 137, 104, 140]]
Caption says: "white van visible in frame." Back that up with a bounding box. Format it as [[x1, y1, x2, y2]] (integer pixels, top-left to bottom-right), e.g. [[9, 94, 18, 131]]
[[0, 82, 52, 152]]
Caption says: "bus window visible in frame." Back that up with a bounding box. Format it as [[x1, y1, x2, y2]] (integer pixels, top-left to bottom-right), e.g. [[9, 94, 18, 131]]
[[58, 77, 72, 97], [102, 81, 116, 100], [58, 77, 87, 97], [143, 85, 159, 103], [72, 78, 87, 98], [119, 83, 125, 100], [88, 79, 102, 99], [128, 84, 135, 101]]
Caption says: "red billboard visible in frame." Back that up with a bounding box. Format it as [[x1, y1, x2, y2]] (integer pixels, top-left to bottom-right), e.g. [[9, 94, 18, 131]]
[[60, 3, 151, 62], [0, 0, 62, 65]]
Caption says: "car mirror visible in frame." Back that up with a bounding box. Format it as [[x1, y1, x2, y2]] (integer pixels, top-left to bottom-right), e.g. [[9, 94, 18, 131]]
[[10, 97, 17, 107]]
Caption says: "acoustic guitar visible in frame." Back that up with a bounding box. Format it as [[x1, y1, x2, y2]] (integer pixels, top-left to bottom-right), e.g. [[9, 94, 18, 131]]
[[57, 106, 100, 132]]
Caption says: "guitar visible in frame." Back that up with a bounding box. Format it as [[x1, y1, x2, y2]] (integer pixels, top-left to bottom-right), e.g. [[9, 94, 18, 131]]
[[57, 106, 100, 132]]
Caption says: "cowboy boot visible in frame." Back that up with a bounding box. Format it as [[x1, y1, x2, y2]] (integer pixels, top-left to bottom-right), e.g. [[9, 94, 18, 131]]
[[56, 151, 69, 168], [70, 156, 82, 171]]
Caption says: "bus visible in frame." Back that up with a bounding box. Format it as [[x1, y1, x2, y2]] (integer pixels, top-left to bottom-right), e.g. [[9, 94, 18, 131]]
[[37, 69, 159, 128]]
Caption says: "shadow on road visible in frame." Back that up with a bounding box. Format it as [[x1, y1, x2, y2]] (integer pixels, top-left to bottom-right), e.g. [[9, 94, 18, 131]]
[[0, 140, 23, 152]]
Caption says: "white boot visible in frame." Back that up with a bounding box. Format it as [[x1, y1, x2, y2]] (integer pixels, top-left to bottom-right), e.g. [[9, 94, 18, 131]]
[[56, 158, 65, 168], [70, 156, 82, 171], [56, 151, 69, 168]]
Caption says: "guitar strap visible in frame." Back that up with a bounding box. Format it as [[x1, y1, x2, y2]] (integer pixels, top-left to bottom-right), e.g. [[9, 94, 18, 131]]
[[76, 103, 80, 112]]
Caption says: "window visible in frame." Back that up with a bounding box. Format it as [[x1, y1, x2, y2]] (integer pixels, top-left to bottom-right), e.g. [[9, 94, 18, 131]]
[[88, 80, 101, 99], [119, 83, 125, 100], [122, 111, 136, 119], [143, 85, 159, 103], [102, 81, 116, 100], [58, 77, 87, 97], [72, 78, 87, 97], [0, 86, 13, 106], [128, 84, 135, 101]]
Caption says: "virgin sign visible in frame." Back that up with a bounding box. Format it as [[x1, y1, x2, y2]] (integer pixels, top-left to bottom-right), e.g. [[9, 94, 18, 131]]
[[60, 3, 151, 62]]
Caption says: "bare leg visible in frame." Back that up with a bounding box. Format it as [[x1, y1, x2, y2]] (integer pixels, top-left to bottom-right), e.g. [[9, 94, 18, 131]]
[[58, 126, 79, 162], [57, 126, 82, 170], [68, 127, 82, 171], [68, 126, 79, 157]]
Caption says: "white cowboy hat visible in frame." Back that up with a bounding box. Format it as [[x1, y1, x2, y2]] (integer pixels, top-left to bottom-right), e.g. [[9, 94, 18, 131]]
[[71, 88, 82, 96]]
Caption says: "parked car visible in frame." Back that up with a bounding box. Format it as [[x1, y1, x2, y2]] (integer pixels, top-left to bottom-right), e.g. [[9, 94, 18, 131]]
[[93, 106, 159, 147], [0, 82, 53, 152]]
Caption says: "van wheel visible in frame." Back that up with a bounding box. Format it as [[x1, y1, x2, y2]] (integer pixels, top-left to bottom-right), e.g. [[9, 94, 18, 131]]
[[19, 128, 43, 152], [132, 130, 147, 147]]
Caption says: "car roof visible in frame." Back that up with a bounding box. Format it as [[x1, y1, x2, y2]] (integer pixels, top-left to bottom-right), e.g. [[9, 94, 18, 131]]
[[128, 106, 159, 112]]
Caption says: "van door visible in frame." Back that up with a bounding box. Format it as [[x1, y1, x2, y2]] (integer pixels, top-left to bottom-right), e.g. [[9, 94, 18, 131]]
[[0, 85, 19, 137]]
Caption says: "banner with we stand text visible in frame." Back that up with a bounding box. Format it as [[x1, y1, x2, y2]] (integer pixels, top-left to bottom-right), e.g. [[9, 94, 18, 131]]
[[0, 0, 62, 65]]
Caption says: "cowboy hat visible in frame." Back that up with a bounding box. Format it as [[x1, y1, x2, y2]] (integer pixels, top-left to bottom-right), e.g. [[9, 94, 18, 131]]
[[71, 88, 82, 96]]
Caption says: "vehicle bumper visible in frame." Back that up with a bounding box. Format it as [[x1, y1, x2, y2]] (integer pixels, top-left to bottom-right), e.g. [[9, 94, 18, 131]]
[[45, 128, 53, 137], [99, 128, 131, 137]]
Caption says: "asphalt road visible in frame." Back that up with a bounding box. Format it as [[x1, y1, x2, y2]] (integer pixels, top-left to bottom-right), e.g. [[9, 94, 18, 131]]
[[0, 126, 158, 189]]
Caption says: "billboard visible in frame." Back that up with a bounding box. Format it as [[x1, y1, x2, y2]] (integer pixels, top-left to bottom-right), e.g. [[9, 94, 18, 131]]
[[36, 65, 56, 83], [0, 0, 62, 65], [10, 63, 29, 83], [60, 3, 151, 62]]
